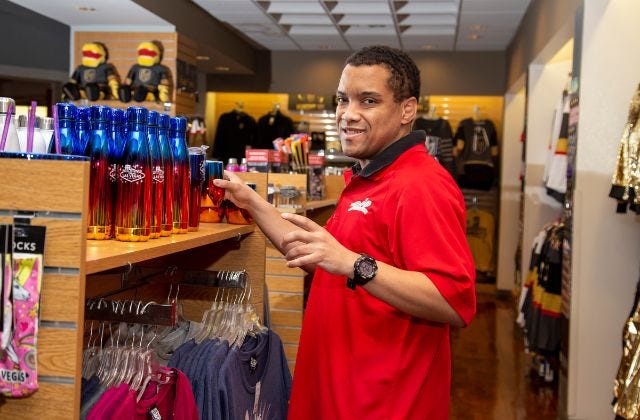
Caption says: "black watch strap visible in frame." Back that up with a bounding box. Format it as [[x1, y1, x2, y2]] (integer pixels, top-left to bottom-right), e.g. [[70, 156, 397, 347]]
[[347, 254, 378, 290]]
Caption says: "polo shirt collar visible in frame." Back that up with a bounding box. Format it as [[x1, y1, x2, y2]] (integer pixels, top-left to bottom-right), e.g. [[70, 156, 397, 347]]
[[351, 130, 426, 178]]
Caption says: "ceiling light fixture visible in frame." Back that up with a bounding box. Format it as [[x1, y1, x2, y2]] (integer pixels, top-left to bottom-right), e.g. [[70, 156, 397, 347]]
[[196, 55, 210, 61], [469, 24, 486, 32], [467, 33, 482, 40], [215, 66, 230, 72], [318, 44, 330, 50], [421, 44, 436, 50], [78, 6, 96, 12]]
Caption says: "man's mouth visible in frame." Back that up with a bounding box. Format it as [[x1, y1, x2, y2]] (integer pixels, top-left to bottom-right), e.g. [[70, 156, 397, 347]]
[[342, 127, 365, 136]]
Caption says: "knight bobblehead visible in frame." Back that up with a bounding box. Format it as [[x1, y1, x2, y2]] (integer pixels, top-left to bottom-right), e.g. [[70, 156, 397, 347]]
[[119, 41, 173, 104], [63, 42, 121, 101]]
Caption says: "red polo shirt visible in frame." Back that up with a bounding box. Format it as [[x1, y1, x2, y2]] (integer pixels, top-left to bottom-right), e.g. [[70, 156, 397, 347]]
[[288, 132, 476, 420]]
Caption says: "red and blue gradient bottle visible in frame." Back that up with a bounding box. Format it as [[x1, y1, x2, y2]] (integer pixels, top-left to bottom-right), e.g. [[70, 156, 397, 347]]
[[108, 108, 126, 238], [147, 111, 164, 239], [85, 106, 113, 239], [115, 107, 152, 242], [76, 107, 91, 153], [169, 116, 189, 234], [49, 103, 80, 155], [158, 114, 173, 236]]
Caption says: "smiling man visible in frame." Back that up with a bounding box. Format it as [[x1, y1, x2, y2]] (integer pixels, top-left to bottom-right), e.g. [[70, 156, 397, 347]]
[[214, 45, 476, 419]]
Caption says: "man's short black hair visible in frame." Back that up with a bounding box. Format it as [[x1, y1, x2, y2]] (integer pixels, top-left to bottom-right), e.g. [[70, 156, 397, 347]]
[[345, 45, 421, 102]]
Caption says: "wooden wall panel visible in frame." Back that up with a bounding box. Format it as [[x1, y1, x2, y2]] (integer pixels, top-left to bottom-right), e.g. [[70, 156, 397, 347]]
[[38, 328, 79, 378], [0, 383, 76, 419], [41, 274, 82, 323], [266, 275, 304, 293]]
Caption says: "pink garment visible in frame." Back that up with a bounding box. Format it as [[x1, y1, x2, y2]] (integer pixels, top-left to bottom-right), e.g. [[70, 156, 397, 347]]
[[0, 256, 43, 397], [93, 369, 198, 420], [87, 383, 130, 420]]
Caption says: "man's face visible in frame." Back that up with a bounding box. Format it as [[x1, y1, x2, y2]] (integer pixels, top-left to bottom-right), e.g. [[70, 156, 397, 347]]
[[336, 64, 414, 161]]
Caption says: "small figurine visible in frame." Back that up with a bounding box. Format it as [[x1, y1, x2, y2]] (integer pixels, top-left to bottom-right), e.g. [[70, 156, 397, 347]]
[[63, 42, 120, 101], [119, 41, 173, 103]]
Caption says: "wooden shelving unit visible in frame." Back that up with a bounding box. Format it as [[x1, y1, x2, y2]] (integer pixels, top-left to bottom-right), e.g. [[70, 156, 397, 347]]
[[0, 159, 267, 419]]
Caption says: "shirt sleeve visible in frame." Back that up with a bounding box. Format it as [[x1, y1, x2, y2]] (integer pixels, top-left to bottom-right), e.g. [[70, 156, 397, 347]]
[[387, 168, 476, 325]]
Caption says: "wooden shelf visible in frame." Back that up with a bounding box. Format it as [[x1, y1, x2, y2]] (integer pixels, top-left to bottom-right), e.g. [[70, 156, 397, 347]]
[[276, 206, 305, 214], [86, 223, 255, 274], [304, 198, 338, 211]]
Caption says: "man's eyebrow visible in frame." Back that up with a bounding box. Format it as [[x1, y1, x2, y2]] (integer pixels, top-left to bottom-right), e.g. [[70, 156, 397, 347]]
[[335, 90, 383, 97]]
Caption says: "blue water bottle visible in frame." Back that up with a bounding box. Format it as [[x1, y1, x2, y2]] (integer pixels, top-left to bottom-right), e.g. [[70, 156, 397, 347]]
[[115, 107, 152, 242], [158, 114, 174, 237], [147, 111, 164, 239], [50, 103, 80, 155], [169, 116, 189, 234], [85, 106, 113, 240], [76, 107, 91, 153]]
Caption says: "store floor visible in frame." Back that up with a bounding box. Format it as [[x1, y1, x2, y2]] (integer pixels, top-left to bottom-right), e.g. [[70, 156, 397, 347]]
[[450, 285, 558, 420]]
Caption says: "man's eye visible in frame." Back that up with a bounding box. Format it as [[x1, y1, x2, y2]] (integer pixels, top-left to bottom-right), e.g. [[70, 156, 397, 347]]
[[337, 97, 348, 104], [363, 98, 376, 105]]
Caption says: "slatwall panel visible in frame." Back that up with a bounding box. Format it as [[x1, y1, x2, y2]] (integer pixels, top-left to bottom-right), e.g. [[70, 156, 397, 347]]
[[0, 158, 89, 420]]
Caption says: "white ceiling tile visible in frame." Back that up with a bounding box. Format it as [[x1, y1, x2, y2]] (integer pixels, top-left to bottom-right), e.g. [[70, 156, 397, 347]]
[[344, 25, 397, 36], [338, 14, 394, 25], [403, 25, 456, 36], [211, 12, 274, 25], [194, 0, 259, 13], [461, 0, 530, 13], [290, 36, 350, 50], [289, 25, 340, 35], [267, 2, 326, 13], [347, 36, 401, 50], [332, 2, 392, 14], [279, 14, 334, 25], [396, 2, 460, 14], [455, 42, 507, 51], [402, 35, 456, 51], [400, 14, 458, 25]]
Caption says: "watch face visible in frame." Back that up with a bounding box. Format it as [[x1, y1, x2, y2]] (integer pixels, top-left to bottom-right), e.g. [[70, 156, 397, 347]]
[[357, 257, 377, 279]]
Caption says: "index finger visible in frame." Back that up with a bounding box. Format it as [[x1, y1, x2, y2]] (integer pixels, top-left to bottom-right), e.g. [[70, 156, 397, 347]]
[[281, 212, 321, 232]]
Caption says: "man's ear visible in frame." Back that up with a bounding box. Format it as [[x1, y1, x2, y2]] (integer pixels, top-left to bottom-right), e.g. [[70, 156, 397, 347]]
[[401, 97, 418, 125]]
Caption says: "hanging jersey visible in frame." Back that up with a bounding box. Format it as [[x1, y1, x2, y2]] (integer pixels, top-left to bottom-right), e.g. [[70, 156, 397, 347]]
[[454, 118, 498, 190], [413, 117, 456, 177], [544, 93, 570, 202]]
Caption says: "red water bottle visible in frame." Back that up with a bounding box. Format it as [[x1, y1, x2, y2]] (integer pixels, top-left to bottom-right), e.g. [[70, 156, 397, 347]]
[[85, 105, 112, 240], [169, 116, 189, 234]]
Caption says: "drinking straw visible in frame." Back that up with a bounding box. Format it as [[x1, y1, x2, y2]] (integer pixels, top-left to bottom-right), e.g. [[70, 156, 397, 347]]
[[52, 105, 61, 154], [26, 101, 37, 152], [0, 103, 13, 152]]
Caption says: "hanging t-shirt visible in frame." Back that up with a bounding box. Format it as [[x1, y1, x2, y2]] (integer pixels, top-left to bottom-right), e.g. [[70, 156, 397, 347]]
[[466, 208, 496, 274], [213, 111, 257, 164], [218, 331, 292, 420], [454, 118, 499, 190], [413, 117, 456, 177], [254, 111, 295, 150]]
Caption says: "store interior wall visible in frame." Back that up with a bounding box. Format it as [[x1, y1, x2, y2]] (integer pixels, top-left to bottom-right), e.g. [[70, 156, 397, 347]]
[[0, 0, 69, 82], [270, 51, 506, 96], [568, 0, 640, 417], [496, 81, 526, 292], [506, 0, 581, 91]]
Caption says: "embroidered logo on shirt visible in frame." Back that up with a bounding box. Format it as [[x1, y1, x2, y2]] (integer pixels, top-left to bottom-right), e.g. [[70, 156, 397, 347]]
[[348, 198, 372, 214]]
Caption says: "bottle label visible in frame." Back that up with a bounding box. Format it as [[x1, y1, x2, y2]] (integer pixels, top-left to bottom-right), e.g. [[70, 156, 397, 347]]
[[119, 164, 146, 183], [109, 163, 117, 183], [153, 166, 165, 183]]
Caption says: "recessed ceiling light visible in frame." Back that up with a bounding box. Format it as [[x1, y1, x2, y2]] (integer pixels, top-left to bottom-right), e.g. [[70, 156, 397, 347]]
[[215, 66, 230, 71], [469, 24, 486, 32], [318, 44, 330, 50], [421, 44, 436, 50], [78, 6, 96, 12], [196, 55, 210, 61], [467, 33, 482, 40]]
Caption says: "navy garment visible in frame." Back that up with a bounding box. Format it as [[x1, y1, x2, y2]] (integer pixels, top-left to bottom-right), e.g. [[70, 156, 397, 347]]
[[80, 375, 100, 406], [218, 331, 292, 420]]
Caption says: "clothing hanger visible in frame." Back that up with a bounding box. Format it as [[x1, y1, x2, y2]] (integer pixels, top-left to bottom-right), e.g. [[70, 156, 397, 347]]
[[234, 101, 244, 113], [426, 105, 438, 120], [472, 105, 481, 121]]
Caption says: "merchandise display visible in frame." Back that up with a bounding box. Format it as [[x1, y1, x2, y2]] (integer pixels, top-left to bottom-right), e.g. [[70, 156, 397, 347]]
[[543, 88, 570, 203], [50, 102, 81, 155], [147, 111, 165, 239], [413, 111, 456, 177], [454, 117, 499, 190], [187, 146, 206, 231], [169, 116, 190, 234], [158, 113, 174, 236]]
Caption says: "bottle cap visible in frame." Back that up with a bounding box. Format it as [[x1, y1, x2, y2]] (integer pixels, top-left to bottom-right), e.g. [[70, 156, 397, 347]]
[[148, 110, 159, 126], [169, 116, 187, 132], [228, 158, 238, 165], [126, 106, 149, 124], [40, 117, 55, 130], [111, 108, 125, 125], [90, 105, 112, 122], [17, 115, 27, 128], [56, 102, 78, 120], [158, 113, 170, 129], [0, 97, 16, 114], [35, 116, 43, 128]]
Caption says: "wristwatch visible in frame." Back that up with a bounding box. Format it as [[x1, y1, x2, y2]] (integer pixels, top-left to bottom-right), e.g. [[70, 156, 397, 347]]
[[347, 254, 378, 290]]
